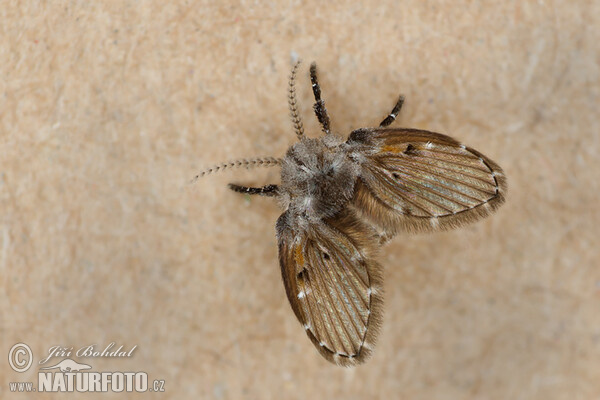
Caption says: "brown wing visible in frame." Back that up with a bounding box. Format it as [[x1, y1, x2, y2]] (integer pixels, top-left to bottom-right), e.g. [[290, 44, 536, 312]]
[[347, 128, 507, 236], [276, 210, 383, 367]]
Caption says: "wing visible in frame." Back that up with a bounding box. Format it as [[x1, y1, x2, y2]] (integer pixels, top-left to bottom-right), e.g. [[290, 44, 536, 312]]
[[276, 209, 383, 367], [347, 128, 507, 236]]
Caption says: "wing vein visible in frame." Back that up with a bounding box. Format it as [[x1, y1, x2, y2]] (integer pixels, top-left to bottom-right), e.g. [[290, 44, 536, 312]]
[[390, 170, 479, 208], [384, 158, 497, 196], [376, 168, 456, 214], [322, 251, 364, 351], [303, 259, 337, 352], [332, 257, 369, 322], [392, 156, 498, 186], [369, 168, 438, 215], [309, 247, 355, 355], [405, 153, 491, 174]]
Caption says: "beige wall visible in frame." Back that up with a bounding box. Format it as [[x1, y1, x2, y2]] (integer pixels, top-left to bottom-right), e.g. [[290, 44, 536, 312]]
[[1, 1, 599, 399]]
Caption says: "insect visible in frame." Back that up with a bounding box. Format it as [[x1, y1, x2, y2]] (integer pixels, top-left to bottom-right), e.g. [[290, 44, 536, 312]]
[[194, 61, 507, 366]]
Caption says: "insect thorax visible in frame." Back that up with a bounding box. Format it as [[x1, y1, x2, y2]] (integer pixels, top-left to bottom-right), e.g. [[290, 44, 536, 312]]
[[279, 135, 360, 222]]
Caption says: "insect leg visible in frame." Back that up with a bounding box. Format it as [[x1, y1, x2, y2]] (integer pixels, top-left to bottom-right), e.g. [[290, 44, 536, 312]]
[[309, 62, 331, 134], [228, 183, 279, 197], [379, 95, 405, 127]]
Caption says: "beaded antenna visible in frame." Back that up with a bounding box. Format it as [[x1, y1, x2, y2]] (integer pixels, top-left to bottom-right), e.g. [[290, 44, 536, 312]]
[[194, 61, 507, 366]]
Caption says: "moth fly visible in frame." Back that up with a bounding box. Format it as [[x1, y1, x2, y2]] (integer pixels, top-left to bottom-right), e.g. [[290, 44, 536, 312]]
[[194, 61, 507, 366]]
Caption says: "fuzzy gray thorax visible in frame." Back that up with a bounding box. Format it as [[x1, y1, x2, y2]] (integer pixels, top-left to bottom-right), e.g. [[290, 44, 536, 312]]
[[279, 135, 360, 224]]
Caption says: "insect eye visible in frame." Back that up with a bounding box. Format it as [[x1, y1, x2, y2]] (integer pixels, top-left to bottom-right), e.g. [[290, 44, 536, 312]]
[[404, 144, 416, 154]]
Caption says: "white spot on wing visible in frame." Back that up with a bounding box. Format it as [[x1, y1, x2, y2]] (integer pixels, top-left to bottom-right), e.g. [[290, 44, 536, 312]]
[[297, 291, 306, 299]]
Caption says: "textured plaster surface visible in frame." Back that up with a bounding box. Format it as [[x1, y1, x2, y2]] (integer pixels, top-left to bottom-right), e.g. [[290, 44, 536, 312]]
[[1, 1, 599, 399]]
